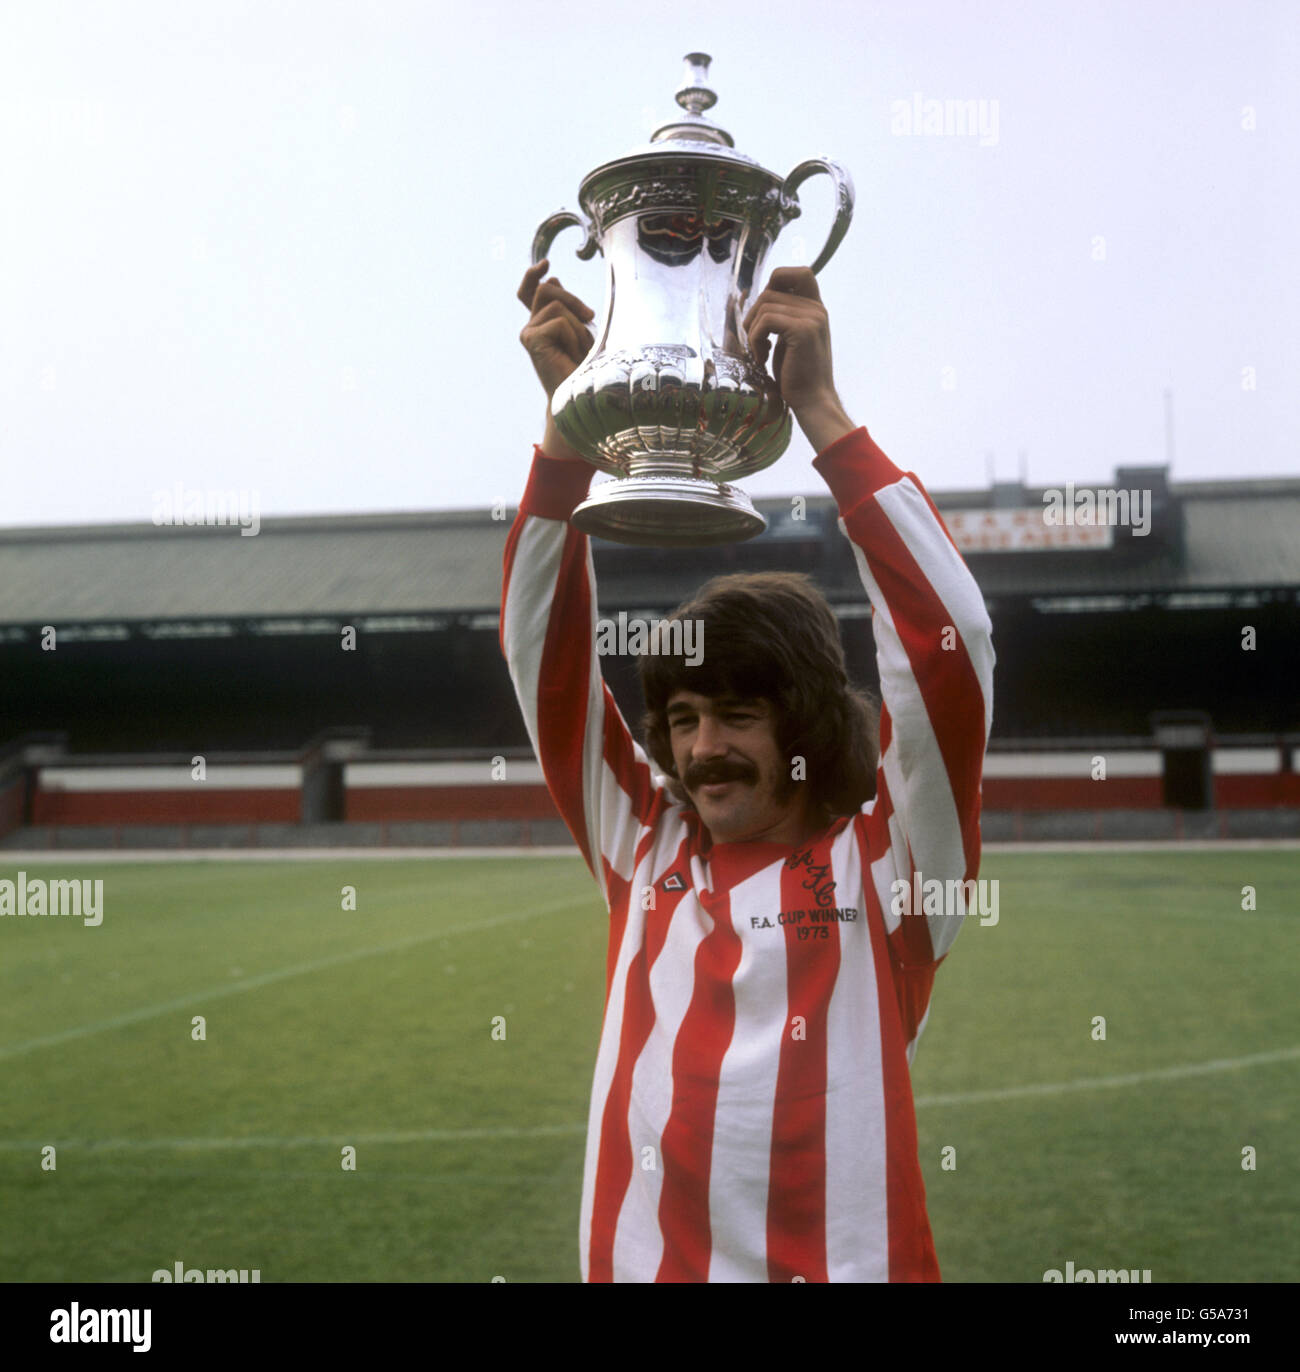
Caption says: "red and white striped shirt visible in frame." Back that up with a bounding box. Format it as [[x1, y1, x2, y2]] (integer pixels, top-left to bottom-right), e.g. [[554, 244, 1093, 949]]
[[500, 426, 995, 1282]]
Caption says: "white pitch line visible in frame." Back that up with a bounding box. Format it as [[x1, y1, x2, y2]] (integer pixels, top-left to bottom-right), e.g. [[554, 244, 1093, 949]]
[[2, 1046, 1295, 1153], [0, 1123, 588, 1152], [912, 1044, 1300, 1107], [0, 896, 588, 1063]]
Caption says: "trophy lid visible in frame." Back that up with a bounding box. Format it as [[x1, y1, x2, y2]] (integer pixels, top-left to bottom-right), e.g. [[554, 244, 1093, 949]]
[[586, 52, 768, 178]]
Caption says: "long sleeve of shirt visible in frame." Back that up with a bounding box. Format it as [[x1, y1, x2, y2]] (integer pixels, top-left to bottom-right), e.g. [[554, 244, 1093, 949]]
[[499, 428, 994, 1284], [813, 426, 996, 1027], [499, 446, 677, 907]]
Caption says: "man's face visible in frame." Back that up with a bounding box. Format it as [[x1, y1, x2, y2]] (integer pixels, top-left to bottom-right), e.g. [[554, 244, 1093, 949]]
[[665, 690, 803, 844]]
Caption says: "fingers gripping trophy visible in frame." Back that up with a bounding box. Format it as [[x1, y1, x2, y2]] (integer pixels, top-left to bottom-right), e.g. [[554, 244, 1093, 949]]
[[518, 52, 855, 546]]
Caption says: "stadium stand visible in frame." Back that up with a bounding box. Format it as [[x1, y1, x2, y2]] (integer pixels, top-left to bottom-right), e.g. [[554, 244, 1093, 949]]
[[1, 465, 1296, 848]]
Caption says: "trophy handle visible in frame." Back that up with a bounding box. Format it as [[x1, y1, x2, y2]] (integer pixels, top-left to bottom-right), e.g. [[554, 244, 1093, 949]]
[[780, 158, 855, 274], [531, 210, 599, 265]]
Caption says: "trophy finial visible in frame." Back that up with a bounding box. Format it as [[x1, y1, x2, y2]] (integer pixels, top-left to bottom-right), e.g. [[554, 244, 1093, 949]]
[[676, 53, 718, 117], [652, 51, 733, 147]]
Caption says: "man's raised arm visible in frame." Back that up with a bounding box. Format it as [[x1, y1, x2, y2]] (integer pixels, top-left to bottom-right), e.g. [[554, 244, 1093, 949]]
[[813, 423, 995, 968], [500, 262, 668, 901]]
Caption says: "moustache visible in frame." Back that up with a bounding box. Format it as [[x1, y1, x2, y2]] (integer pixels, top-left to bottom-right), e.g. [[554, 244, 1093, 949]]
[[685, 757, 758, 789]]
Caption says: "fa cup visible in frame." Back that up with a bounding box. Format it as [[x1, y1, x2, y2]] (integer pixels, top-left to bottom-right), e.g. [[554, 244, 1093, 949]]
[[531, 52, 854, 546]]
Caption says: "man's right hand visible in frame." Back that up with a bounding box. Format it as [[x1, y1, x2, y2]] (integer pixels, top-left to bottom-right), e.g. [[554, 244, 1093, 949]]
[[518, 259, 596, 402]]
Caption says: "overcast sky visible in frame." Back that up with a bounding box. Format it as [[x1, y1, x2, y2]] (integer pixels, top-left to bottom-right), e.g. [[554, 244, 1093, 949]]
[[1, 0, 1296, 528]]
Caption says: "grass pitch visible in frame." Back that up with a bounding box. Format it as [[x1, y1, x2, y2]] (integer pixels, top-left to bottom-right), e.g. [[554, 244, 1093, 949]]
[[0, 849, 1295, 1282]]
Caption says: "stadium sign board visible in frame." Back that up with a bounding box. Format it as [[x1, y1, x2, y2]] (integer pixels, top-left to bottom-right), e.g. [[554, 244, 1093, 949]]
[[944, 508, 1115, 553]]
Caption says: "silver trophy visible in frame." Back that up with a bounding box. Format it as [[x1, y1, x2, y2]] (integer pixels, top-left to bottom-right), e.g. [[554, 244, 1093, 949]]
[[531, 52, 854, 546]]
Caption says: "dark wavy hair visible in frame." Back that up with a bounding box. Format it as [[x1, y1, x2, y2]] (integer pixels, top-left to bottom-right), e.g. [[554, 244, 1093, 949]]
[[637, 572, 880, 820]]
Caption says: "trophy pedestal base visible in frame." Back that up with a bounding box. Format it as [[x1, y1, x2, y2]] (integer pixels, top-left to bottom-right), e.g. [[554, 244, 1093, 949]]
[[571, 476, 767, 547]]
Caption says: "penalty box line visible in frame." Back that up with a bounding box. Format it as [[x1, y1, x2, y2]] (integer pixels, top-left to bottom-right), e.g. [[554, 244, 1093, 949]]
[[1, 1045, 1296, 1154]]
